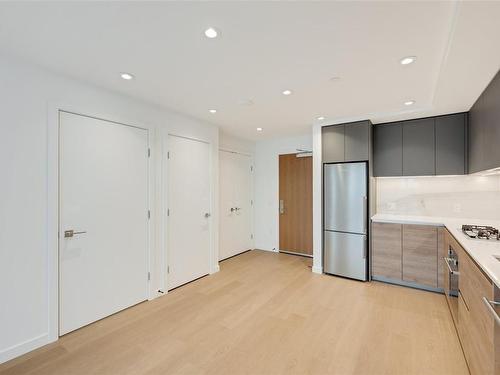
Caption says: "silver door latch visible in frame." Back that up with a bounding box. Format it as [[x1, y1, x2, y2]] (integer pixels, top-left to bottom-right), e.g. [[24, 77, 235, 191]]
[[64, 230, 87, 238], [204, 213, 211, 218]]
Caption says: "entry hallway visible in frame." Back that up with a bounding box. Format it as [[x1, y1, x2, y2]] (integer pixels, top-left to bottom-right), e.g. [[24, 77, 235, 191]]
[[0, 251, 468, 375]]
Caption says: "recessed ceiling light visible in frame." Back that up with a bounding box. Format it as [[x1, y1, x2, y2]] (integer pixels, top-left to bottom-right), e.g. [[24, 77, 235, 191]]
[[209, 109, 217, 113], [317, 116, 325, 120], [120, 72, 134, 80], [400, 56, 417, 65], [282, 89, 292, 96], [204, 27, 218, 39], [256, 127, 263, 132], [404, 100, 415, 106]]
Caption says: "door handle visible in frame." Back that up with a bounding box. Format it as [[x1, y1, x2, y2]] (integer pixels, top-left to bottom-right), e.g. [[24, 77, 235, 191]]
[[64, 230, 87, 238], [204, 213, 211, 218], [279, 200, 284, 214], [444, 257, 460, 275], [483, 297, 500, 325]]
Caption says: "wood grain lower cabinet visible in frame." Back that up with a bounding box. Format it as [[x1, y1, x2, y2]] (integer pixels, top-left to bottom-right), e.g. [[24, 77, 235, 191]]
[[458, 242, 495, 375], [402, 225, 438, 287], [372, 222, 402, 279], [437, 227, 445, 289]]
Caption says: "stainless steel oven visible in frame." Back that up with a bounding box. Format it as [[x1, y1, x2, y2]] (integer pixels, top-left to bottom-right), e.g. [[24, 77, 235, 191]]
[[444, 244, 459, 325]]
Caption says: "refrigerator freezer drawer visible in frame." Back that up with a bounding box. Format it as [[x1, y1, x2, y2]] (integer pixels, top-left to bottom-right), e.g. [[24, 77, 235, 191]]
[[324, 231, 367, 281]]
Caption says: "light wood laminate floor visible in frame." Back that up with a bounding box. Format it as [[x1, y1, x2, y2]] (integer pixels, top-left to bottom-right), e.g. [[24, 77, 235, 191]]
[[1, 250, 468, 375]]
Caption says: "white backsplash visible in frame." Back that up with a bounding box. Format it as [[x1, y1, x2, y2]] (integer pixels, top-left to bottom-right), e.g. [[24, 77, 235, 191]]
[[376, 175, 500, 220]]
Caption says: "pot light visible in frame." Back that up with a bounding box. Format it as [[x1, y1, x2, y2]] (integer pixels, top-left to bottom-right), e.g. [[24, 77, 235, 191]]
[[404, 100, 415, 106], [282, 89, 292, 96], [400, 56, 416, 65], [256, 127, 263, 132], [204, 27, 218, 39], [120, 72, 134, 80], [209, 109, 217, 113], [317, 116, 325, 121]]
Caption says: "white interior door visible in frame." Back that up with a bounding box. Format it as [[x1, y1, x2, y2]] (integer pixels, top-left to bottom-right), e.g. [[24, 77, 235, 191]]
[[168, 135, 211, 290], [219, 150, 253, 261], [59, 111, 149, 335]]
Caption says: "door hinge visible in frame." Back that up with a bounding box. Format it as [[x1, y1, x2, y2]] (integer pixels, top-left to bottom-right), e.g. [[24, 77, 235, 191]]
[[148, 148, 151, 158], [167, 151, 170, 159], [167, 209, 170, 216], [148, 210, 151, 219], [148, 272, 151, 281], [250, 200, 253, 206], [167, 266, 170, 274], [251, 234, 254, 239], [250, 165, 254, 172]]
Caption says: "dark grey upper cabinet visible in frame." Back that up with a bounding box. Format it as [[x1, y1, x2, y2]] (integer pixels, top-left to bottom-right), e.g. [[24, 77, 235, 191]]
[[403, 118, 436, 176], [374, 123, 402, 176], [435, 113, 467, 175], [469, 69, 500, 173], [345, 121, 370, 161], [322, 125, 344, 163]]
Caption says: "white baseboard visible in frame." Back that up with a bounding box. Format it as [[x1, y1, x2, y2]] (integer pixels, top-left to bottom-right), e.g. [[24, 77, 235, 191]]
[[312, 265, 323, 274], [210, 264, 220, 274], [0, 333, 49, 364]]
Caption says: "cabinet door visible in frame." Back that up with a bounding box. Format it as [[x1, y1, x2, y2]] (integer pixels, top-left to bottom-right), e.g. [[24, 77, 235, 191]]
[[437, 227, 445, 289], [460, 250, 494, 375], [402, 224, 437, 287], [322, 125, 345, 163], [372, 222, 402, 280], [403, 118, 436, 176], [345, 121, 369, 161], [373, 123, 402, 176], [435, 114, 466, 175]]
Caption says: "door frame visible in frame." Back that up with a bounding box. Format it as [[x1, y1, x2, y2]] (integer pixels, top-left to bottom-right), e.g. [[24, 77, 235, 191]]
[[47, 104, 153, 343], [218, 148, 255, 260], [164, 133, 217, 290]]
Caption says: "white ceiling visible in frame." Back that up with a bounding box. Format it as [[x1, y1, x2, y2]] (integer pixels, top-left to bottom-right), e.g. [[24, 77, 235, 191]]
[[0, 1, 499, 140]]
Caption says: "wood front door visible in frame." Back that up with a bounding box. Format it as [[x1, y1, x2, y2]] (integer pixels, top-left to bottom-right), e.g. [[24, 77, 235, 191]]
[[279, 153, 313, 256]]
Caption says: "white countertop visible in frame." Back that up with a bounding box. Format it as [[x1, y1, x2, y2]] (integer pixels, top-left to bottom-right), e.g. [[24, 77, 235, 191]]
[[372, 213, 500, 288]]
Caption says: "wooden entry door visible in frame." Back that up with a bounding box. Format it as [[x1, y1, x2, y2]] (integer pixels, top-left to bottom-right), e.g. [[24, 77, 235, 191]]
[[279, 153, 313, 256]]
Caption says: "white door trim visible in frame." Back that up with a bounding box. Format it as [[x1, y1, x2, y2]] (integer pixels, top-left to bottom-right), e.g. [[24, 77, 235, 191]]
[[47, 104, 155, 344]]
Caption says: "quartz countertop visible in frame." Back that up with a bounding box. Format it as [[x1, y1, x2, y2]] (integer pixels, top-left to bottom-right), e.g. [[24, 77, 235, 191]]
[[372, 213, 500, 288]]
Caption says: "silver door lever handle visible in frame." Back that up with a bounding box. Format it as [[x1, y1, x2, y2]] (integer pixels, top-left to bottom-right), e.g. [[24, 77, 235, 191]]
[[64, 230, 87, 238], [204, 213, 211, 218]]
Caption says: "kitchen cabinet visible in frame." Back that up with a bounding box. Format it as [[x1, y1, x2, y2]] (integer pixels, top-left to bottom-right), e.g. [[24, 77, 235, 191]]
[[442, 229, 496, 375], [402, 224, 438, 287], [402, 118, 436, 176], [373, 113, 468, 177], [372, 222, 402, 280], [322, 124, 344, 163], [371, 222, 440, 289], [435, 113, 467, 175], [373, 123, 402, 176], [322, 121, 371, 163], [469, 69, 500, 173], [437, 227, 445, 289], [345, 121, 370, 161]]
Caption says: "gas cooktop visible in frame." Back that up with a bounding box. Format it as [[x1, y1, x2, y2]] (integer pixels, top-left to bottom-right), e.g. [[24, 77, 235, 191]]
[[462, 224, 500, 241]]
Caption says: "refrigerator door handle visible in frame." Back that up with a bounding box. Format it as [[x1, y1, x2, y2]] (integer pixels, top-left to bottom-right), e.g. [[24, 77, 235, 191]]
[[363, 196, 368, 234]]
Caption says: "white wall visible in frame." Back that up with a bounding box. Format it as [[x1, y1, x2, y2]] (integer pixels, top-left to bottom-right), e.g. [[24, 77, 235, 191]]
[[253, 134, 312, 251], [219, 131, 255, 155], [376, 175, 500, 220], [0, 55, 219, 363]]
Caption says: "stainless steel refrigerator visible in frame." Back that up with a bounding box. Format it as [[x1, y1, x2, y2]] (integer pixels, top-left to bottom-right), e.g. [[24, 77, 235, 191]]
[[324, 162, 368, 281]]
